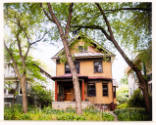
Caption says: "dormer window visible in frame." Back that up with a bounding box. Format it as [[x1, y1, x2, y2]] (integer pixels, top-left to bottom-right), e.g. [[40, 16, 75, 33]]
[[94, 60, 103, 73], [78, 46, 87, 52]]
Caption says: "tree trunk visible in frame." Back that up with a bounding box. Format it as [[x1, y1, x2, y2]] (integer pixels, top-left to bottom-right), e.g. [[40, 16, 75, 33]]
[[95, 3, 151, 113], [67, 56, 82, 114], [111, 38, 151, 113], [45, 3, 82, 114], [20, 76, 28, 113], [60, 33, 82, 114]]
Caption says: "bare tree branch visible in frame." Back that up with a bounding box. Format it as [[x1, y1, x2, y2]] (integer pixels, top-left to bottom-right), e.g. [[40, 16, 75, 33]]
[[72, 25, 111, 40], [24, 31, 48, 60], [95, 3, 114, 39], [104, 7, 151, 13], [30, 31, 48, 45], [65, 3, 74, 39], [40, 3, 54, 23], [16, 32, 23, 57], [47, 3, 64, 37]]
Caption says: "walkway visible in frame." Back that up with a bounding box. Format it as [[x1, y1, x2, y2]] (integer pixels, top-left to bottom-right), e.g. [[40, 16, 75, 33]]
[[109, 111, 118, 121]]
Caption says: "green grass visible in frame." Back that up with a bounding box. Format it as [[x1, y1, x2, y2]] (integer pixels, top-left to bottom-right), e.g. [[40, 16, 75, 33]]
[[4, 105, 114, 121], [114, 107, 152, 121]]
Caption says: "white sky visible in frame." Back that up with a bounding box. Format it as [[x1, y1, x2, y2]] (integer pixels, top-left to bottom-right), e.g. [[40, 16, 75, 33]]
[[30, 41, 128, 85]]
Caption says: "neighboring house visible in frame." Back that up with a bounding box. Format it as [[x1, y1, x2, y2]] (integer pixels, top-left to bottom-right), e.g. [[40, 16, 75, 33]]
[[4, 62, 53, 107], [51, 34, 117, 110], [125, 67, 139, 96], [126, 66, 152, 97]]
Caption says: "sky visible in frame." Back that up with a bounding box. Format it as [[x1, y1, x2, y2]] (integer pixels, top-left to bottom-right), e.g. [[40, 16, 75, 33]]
[[30, 41, 128, 86]]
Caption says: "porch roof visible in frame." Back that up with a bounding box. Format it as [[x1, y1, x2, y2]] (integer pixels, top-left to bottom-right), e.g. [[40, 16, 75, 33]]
[[51, 74, 112, 81]]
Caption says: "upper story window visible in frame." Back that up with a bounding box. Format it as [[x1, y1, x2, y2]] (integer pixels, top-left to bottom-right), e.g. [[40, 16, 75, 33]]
[[94, 60, 103, 73], [102, 83, 108, 96], [87, 83, 96, 97], [113, 86, 116, 98], [65, 63, 71, 74], [65, 61, 80, 74], [78, 46, 87, 52]]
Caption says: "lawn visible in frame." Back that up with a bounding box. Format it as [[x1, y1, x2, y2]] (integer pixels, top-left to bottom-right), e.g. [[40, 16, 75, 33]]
[[4, 105, 114, 121]]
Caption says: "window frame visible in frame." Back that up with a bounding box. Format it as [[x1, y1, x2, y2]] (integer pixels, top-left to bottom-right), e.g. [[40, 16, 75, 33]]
[[113, 86, 116, 98], [87, 83, 96, 97], [78, 45, 88, 53], [94, 60, 103, 73], [65, 63, 71, 74], [65, 61, 80, 74], [102, 83, 108, 96]]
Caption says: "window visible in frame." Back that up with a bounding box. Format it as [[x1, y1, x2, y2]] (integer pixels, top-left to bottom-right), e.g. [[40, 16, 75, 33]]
[[75, 61, 80, 74], [56, 59, 60, 64], [8, 89, 15, 94], [65, 61, 80, 74], [102, 83, 108, 96], [78, 46, 87, 52], [87, 83, 96, 96], [113, 86, 116, 97], [94, 60, 103, 73], [65, 63, 71, 74], [4, 89, 6, 94]]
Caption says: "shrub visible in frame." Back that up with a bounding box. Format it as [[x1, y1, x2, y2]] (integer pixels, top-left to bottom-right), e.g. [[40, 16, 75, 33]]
[[57, 113, 86, 121], [128, 89, 145, 107], [117, 103, 128, 109], [102, 112, 114, 121], [114, 108, 152, 121], [116, 86, 129, 104]]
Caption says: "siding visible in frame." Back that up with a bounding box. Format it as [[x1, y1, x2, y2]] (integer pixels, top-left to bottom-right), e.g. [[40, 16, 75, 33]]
[[56, 61, 112, 78], [85, 82, 114, 104]]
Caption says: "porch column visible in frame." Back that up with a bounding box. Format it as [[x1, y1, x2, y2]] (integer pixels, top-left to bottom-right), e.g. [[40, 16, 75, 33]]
[[82, 80, 85, 101], [55, 81, 58, 101]]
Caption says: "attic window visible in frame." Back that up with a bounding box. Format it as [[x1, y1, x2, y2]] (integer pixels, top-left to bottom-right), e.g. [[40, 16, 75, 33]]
[[78, 46, 87, 52]]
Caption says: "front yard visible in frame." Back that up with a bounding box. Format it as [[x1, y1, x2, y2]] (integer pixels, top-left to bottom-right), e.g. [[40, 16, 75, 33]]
[[4, 105, 114, 121]]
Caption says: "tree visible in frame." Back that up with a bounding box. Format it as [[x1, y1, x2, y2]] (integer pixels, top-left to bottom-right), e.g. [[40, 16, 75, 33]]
[[70, 2, 151, 113], [120, 75, 128, 85], [4, 3, 47, 113], [40, 3, 82, 114]]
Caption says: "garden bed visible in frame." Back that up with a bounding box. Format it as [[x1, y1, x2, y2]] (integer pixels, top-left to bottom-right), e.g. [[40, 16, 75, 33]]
[[4, 105, 114, 121]]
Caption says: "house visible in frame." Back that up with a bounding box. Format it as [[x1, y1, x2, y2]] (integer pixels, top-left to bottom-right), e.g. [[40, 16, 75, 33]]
[[51, 34, 116, 110], [126, 65, 152, 97], [125, 67, 139, 96], [4, 62, 53, 107]]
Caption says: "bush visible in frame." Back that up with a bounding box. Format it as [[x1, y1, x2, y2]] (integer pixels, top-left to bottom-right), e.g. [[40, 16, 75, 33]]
[[128, 89, 145, 107], [114, 108, 152, 121], [116, 86, 129, 104], [57, 113, 86, 121], [117, 103, 128, 109]]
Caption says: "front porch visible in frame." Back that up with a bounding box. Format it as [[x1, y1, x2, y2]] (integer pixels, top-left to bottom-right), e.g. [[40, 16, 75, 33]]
[[55, 79, 86, 102]]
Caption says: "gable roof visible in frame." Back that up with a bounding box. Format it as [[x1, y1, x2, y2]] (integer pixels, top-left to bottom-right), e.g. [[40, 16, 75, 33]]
[[52, 33, 115, 59]]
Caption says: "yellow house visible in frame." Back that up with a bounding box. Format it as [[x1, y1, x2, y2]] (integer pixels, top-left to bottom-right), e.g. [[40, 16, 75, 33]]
[[51, 34, 116, 110]]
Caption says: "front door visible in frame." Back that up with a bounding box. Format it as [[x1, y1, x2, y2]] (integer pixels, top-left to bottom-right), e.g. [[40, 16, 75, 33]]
[[63, 82, 74, 101]]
